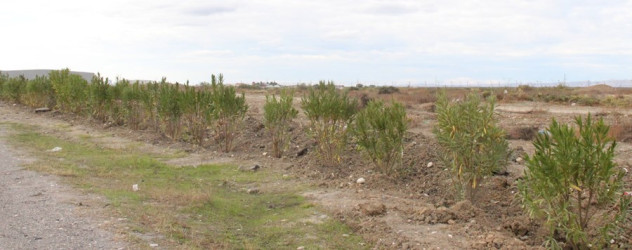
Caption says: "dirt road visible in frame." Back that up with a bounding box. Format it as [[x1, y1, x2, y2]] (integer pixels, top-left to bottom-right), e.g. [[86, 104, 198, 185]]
[[0, 127, 126, 249]]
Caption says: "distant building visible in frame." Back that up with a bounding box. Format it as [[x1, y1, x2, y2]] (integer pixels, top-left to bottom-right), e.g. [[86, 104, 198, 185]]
[[0, 69, 95, 82]]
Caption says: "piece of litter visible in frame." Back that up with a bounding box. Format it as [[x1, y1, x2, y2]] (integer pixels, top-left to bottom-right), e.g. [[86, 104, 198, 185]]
[[132, 184, 139, 192], [48, 147, 62, 152]]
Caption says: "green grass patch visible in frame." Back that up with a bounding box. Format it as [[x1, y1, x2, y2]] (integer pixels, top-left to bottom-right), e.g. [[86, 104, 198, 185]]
[[2, 123, 367, 249]]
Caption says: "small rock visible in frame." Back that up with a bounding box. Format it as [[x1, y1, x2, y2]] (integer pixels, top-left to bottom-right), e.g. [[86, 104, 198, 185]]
[[34, 107, 51, 113], [132, 184, 139, 192], [262, 152, 267, 156], [149, 243, 159, 248], [356, 178, 366, 184], [247, 188, 259, 194], [297, 246, 305, 250], [48, 147, 62, 152], [448, 219, 455, 225], [427, 162, 434, 168], [515, 157, 523, 163], [239, 164, 261, 172]]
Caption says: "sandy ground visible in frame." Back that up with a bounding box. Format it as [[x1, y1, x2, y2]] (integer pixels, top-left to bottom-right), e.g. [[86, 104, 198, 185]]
[[0, 94, 630, 249], [0, 127, 127, 249]]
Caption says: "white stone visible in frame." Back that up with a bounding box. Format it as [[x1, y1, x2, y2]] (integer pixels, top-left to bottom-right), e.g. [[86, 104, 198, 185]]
[[48, 147, 62, 152], [356, 178, 366, 184], [516, 157, 523, 163], [427, 162, 434, 168]]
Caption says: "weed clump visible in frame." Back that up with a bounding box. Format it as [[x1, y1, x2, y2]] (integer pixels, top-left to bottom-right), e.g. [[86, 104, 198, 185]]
[[353, 100, 407, 175], [518, 115, 630, 249], [433, 91, 509, 200], [209, 74, 248, 152], [264, 90, 298, 158], [301, 81, 357, 167]]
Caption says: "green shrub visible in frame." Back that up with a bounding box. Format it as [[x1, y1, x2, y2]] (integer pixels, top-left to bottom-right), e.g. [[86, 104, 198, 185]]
[[2, 75, 26, 103], [50, 69, 88, 114], [378, 86, 399, 94], [301, 81, 357, 167], [264, 90, 298, 158], [24, 75, 54, 108], [518, 115, 629, 249], [210, 74, 248, 152], [182, 83, 214, 146], [157, 80, 183, 140], [122, 81, 144, 129], [353, 100, 407, 175], [140, 81, 160, 131], [88, 73, 112, 122], [0, 72, 7, 96], [433, 91, 509, 200]]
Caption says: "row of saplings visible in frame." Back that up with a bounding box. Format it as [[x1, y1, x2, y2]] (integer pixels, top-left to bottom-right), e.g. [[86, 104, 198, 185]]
[[1, 70, 630, 249]]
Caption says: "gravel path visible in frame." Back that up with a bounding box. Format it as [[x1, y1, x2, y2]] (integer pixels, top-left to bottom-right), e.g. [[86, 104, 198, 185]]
[[0, 127, 126, 250]]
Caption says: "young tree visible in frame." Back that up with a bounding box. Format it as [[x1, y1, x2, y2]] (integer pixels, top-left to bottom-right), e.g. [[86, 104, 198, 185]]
[[301, 81, 357, 167], [433, 91, 509, 200], [264, 90, 298, 158], [353, 100, 407, 176], [518, 115, 629, 249]]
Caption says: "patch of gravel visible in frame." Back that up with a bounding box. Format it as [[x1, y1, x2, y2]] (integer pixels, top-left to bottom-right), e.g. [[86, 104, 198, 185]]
[[0, 127, 127, 250]]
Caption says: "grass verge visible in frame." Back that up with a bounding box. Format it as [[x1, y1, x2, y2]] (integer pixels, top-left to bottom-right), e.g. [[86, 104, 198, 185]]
[[2, 122, 367, 249]]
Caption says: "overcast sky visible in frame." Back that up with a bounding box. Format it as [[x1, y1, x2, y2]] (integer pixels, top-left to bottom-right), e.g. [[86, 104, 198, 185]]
[[1, 0, 631, 85]]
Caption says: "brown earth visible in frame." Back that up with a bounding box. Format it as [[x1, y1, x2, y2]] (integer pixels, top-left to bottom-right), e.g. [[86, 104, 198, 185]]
[[1, 87, 632, 249]]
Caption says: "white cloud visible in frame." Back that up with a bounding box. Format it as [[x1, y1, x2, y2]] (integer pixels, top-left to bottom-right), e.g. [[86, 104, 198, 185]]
[[1, 0, 631, 84]]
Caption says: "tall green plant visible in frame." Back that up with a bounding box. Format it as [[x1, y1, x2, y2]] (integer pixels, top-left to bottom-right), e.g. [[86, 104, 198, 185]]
[[50, 69, 88, 114], [210, 74, 248, 152], [24, 75, 54, 108], [182, 83, 214, 146], [140, 81, 160, 131], [264, 90, 298, 158], [157, 80, 183, 140], [2, 75, 26, 103], [301, 81, 357, 167], [88, 73, 112, 122], [122, 81, 144, 129], [0, 72, 7, 96], [353, 100, 407, 175], [433, 91, 509, 200], [518, 115, 629, 249]]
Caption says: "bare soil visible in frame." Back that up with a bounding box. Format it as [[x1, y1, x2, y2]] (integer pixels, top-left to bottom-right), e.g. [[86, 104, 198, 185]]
[[1, 88, 631, 249], [0, 126, 127, 249]]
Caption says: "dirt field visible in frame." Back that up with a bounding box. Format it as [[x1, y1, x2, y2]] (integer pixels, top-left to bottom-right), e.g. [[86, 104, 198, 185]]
[[1, 86, 631, 249]]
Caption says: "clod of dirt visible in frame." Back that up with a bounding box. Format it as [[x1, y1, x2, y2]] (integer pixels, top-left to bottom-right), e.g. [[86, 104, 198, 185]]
[[238, 164, 261, 172], [471, 232, 526, 249], [506, 126, 539, 140], [296, 147, 308, 157], [358, 202, 386, 216], [416, 200, 481, 224], [503, 216, 531, 237]]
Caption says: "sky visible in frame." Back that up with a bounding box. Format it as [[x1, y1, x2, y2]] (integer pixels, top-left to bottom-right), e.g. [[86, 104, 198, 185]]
[[1, 0, 632, 86]]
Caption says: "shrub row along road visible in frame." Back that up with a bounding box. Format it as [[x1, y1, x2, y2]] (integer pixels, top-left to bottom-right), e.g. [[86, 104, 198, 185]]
[[0, 128, 125, 249]]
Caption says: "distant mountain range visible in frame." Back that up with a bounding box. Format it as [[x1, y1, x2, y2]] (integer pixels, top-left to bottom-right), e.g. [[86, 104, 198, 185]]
[[0, 69, 95, 81]]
